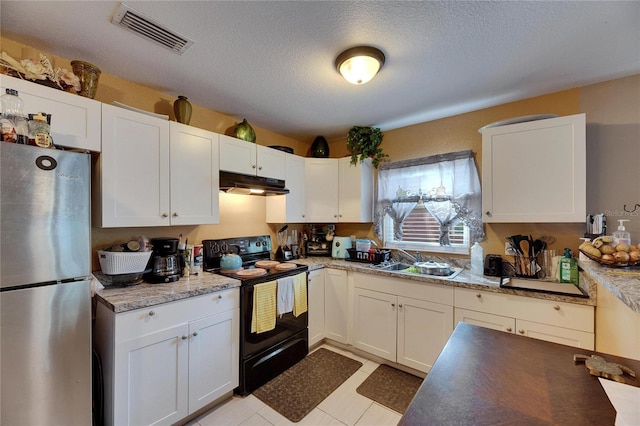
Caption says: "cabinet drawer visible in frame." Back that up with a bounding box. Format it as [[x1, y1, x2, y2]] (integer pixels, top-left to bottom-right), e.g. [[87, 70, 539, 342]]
[[115, 289, 239, 343], [353, 272, 453, 305], [454, 287, 593, 333]]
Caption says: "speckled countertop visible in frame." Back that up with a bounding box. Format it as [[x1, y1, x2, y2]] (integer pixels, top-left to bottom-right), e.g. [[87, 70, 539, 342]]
[[579, 258, 640, 314], [295, 257, 597, 306], [95, 273, 240, 313], [95, 256, 604, 314]]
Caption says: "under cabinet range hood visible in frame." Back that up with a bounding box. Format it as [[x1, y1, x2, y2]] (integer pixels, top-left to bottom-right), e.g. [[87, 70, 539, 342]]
[[219, 171, 289, 195]]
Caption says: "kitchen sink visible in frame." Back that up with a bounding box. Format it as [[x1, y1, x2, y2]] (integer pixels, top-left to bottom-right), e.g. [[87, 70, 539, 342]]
[[372, 261, 464, 280], [378, 262, 414, 271]]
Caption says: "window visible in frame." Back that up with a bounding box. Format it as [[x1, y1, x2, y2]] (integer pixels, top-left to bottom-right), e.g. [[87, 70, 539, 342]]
[[373, 150, 483, 255]]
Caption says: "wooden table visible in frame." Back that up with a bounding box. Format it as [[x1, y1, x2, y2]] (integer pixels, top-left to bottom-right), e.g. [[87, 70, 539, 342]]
[[400, 323, 640, 425]]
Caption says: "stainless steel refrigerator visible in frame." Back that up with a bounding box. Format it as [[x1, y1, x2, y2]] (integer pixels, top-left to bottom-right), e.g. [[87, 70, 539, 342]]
[[1, 143, 92, 425]]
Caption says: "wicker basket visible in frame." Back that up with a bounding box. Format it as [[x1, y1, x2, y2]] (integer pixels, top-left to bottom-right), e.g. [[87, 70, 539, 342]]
[[579, 249, 640, 268], [98, 250, 152, 275]]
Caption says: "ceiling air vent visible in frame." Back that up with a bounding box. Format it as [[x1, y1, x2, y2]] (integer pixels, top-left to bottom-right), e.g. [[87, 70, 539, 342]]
[[112, 4, 194, 55]]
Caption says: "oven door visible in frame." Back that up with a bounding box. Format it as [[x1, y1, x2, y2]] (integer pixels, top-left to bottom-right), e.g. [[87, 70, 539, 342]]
[[240, 277, 308, 359]]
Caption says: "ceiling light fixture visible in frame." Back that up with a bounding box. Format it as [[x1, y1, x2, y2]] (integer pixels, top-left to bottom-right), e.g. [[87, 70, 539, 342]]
[[335, 46, 385, 85]]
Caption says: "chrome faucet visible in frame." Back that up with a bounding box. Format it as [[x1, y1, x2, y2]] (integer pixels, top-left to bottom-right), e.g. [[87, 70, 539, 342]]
[[394, 249, 423, 264]]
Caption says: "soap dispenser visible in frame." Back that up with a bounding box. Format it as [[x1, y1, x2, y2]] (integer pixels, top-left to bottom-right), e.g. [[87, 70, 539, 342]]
[[613, 219, 631, 246], [559, 248, 579, 285]]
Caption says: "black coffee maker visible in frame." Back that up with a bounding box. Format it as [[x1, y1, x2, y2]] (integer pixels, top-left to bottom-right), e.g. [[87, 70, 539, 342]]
[[146, 237, 180, 283]]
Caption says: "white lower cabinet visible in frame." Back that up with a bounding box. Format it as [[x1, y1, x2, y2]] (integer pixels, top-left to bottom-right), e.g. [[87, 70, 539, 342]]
[[352, 273, 454, 373], [324, 268, 350, 344], [94, 289, 239, 426], [454, 287, 594, 349], [308, 269, 326, 347]]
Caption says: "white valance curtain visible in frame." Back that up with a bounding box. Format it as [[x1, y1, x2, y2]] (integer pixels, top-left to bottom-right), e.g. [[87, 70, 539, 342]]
[[373, 150, 484, 244]]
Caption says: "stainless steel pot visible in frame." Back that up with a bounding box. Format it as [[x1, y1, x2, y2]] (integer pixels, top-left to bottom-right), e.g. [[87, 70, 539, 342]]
[[414, 261, 452, 276]]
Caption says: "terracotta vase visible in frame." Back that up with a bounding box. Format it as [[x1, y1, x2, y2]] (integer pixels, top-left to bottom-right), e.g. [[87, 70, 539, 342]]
[[311, 136, 329, 157], [174, 96, 192, 125]]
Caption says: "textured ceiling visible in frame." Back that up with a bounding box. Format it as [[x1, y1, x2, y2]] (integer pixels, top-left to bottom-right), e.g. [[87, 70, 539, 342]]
[[2, 1, 639, 141]]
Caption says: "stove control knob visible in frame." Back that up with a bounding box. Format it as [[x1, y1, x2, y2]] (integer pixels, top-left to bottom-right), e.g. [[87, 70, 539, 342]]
[[221, 243, 228, 252], [212, 243, 219, 252]]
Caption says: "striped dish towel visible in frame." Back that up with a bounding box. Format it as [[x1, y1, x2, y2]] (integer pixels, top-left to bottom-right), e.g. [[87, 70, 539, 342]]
[[251, 280, 277, 333], [293, 272, 308, 317]]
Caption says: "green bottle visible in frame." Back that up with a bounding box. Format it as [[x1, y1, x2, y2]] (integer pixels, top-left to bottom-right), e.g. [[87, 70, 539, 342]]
[[559, 248, 579, 285]]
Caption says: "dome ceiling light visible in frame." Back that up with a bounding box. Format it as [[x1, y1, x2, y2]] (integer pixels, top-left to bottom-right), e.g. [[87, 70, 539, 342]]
[[335, 46, 385, 85]]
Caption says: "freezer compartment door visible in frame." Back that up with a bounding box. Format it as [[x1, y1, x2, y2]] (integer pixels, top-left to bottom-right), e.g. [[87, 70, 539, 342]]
[[1, 280, 92, 425], [1, 143, 91, 288]]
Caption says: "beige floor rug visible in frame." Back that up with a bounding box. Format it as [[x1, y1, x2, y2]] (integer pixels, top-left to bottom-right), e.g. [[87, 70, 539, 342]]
[[356, 364, 424, 414], [252, 348, 363, 422]]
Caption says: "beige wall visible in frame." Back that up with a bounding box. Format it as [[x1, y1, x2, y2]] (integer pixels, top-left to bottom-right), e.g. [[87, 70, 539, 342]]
[[3, 37, 638, 268]]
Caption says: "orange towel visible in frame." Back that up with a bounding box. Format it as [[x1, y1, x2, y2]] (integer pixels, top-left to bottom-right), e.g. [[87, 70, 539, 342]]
[[251, 280, 277, 333], [293, 272, 308, 317]]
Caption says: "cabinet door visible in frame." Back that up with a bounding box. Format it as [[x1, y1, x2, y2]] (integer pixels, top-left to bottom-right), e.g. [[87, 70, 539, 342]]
[[99, 104, 170, 227], [454, 308, 516, 333], [256, 144, 286, 179], [324, 268, 349, 344], [305, 158, 339, 222], [114, 323, 189, 426], [353, 288, 397, 362], [266, 153, 306, 223], [169, 123, 220, 225], [516, 319, 594, 350], [219, 134, 257, 175], [338, 157, 373, 223], [398, 296, 454, 373], [482, 113, 586, 223], [0, 75, 101, 151], [188, 308, 239, 413], [308, 269, 326, 347]]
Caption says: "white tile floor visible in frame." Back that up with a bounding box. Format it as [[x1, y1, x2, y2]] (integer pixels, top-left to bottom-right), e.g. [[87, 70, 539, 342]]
[[187, 344, 403, 426]]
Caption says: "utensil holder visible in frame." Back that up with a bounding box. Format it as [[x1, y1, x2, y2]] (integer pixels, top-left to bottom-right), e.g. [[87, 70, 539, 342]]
[[513, 253, 541, 278]]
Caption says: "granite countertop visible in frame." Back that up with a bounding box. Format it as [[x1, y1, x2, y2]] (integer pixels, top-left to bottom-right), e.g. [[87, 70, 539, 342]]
[[295, 257, 596, 306], [94, 255, 603, 314], [579, 257, 640, 314], [94, 272, 240, 313]]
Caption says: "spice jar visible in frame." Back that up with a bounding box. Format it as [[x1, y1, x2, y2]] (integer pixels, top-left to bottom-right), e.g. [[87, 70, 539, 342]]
[[0, 89, 29, 144], [28, 112, 53, 148]]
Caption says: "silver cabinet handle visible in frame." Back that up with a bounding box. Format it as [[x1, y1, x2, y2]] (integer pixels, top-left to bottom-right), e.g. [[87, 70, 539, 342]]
[[172, 212, 178, 217], [398, 304, 403, 308], [553, 305, 560, 311], [486, 211, 492, 217], [148, 310, 155, 316], [252, 164, 257, 169], [518, 329, 525, 334], [258, 166, 263, 170], [161, 213, 168, 218], [334, 214, 338, 218], [476, 293, 482, 298], [506, 327, 513, 332], [218, 294, 222, 299], [192, 331, 198, 337], [181, 335, 188, 340], [391, 303, 396, 307]]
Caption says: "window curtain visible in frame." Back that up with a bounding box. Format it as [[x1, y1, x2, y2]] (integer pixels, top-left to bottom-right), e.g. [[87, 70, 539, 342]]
[[373, 150, 484, 244]]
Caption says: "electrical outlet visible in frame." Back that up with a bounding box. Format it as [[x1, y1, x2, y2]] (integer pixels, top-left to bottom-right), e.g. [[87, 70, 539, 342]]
[[505, 242, 516, 256]]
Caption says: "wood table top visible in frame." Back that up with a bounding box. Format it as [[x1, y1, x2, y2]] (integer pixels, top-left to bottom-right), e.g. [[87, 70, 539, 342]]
[[400, 323, 640, 425]]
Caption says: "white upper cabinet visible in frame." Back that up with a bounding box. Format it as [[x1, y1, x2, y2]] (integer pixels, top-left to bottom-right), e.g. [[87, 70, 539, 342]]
[[218, 134, 285, 180], [338, 157, 374, 223], [266, 153, 306, 223], [304, 157, 374, 223], [305, 158, 340, 222], [169, 122, 220, 225], [96, 105, 219, 227], [1, 74, 101, 151], [97, 104, 171, 227], [481, 113, 586, 223]]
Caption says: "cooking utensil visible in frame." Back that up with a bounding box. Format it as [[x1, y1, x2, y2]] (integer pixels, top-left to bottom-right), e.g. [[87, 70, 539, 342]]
[[414, 261, 452, 276]]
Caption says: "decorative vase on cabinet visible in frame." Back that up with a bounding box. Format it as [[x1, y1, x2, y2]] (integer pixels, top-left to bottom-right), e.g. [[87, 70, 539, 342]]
[[311, 136, 329, 158], [174, 96, 192, 125]]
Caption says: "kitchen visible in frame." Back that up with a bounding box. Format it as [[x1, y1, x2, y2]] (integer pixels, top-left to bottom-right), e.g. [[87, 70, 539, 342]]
[[1, 2, 640, 425]]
